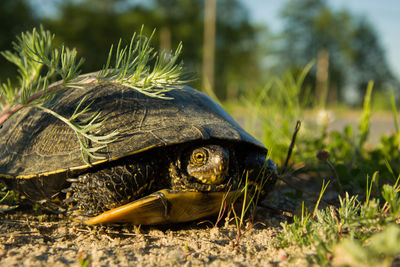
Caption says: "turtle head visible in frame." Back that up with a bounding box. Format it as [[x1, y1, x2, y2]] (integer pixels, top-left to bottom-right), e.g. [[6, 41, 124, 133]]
[[186, 145, 229, 185]]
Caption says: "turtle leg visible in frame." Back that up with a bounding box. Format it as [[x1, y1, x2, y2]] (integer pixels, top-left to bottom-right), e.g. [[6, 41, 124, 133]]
[[64, 162, 162, 215], [85, 189, 242, 225]]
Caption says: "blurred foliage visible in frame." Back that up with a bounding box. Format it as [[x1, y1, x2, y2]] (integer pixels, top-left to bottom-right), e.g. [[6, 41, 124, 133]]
[[278, 189, 400, 266], [317, 84, 400, 193], [2, 0, 397, 104], [280, 0, 398, 104], [236, 61, 400, 197], [332, 224, 400, 267], [0, 0, 38, 80], [236, 62, 314, 164], [40, 0, 263, 99], [268, 74, 400, 265]]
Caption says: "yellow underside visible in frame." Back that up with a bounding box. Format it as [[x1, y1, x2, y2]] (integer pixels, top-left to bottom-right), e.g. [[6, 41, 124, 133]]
[[85, 189, 242, 225]]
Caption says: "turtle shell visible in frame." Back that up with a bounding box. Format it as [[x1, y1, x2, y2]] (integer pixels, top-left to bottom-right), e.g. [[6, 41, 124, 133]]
[[0, 82, 266, 180]]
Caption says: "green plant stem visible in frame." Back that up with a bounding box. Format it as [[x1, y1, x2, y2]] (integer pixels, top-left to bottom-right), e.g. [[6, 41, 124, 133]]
[[365, 172, 378, 205], [240, 175, 249, 228], [0, 27, 190, 164], [325, 159, 344, 196], [0, 78, 96, 126], [0, 191, 10, 203], [357, 81, 373, 149], [313, 180, 330, 217]]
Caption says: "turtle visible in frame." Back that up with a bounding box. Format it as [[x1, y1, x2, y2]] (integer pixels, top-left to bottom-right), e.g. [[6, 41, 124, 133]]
[[0, 78, 277, 225]]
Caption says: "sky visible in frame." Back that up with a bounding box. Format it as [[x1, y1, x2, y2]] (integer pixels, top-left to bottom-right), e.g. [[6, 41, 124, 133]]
[[244, 0, 400, 79]]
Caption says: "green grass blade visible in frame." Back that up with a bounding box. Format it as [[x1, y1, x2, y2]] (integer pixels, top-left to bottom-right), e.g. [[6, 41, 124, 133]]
[[358, 81, 373, 148], [390, 86, 399, 134]]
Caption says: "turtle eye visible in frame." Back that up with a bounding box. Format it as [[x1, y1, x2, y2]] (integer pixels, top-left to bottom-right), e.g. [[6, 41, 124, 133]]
[[191, 150, 208, 165]]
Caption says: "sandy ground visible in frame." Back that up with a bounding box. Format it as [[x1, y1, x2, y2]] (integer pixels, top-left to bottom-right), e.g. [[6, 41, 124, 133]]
[[0, 204, 306, 266], [0, 180, 321, 267]]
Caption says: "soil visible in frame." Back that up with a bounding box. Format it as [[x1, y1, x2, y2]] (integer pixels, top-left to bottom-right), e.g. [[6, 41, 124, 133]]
[[0, 183, 314, 267]]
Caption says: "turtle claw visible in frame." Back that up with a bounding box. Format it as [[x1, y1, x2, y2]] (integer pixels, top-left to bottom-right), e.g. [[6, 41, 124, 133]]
[[148, 191, 170, 219]]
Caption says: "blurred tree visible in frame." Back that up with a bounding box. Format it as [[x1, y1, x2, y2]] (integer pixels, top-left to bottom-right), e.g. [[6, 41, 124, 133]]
[[151, 0, 263, 98], [0, 0, 38, 80], [43, 0, 126, 74], [203, 0, 216, 92], [280, 0, 398, 104], [41, 0, 261, 99], [215, 0, 264, 98]]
